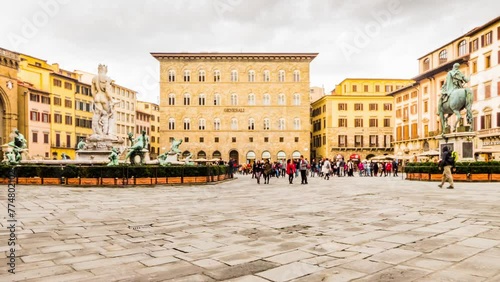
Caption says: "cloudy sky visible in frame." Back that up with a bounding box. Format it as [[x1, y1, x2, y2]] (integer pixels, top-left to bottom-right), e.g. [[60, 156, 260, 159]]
[[1, 0, 498, 102]]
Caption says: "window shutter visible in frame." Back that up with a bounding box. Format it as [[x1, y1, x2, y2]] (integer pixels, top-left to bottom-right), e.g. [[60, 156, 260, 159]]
[[480, 116, 485, 129]]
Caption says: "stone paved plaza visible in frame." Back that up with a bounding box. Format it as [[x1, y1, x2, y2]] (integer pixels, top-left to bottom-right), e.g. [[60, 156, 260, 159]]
[[1, 174, 500, 281]]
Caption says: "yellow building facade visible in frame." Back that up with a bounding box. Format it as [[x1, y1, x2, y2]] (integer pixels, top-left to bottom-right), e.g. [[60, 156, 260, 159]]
[[136, 101, 160, 158], [152, 52, 317, 164], [18, 54, 94, 159], [311, 78, 413, 161], [391, 16, 500, 161]]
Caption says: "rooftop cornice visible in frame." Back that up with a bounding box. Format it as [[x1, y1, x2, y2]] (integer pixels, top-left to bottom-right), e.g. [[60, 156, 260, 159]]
[[151, 52, 318, 62]]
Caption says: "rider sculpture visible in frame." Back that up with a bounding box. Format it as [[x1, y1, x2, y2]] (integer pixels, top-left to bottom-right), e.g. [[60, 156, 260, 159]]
[[440, 63, 469, 104], [437, 63, 473, 134]]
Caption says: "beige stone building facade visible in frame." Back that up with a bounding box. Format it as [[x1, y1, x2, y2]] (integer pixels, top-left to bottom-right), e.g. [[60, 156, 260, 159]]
[[152, 52, 318, 164], [391, 16, 500, 161], [311, 78, 413, 161], [309, 86, 325, 103]]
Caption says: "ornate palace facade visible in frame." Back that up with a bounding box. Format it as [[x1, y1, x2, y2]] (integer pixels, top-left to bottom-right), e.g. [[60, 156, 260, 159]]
[[391, 16, 500, 161]]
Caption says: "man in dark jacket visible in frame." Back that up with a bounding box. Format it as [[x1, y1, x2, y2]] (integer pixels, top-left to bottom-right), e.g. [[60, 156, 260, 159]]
[[438, 146, 455, 189], [227, 158, 234, 178]]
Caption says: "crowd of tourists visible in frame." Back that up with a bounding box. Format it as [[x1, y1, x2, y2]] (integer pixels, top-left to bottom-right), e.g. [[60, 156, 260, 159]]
[[231, 156, 401, 185]]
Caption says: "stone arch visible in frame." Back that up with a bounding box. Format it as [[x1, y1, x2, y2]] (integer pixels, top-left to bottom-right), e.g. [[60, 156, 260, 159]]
[[229, 150, 239, 163], [212, 150, 221, 159], [197, 150, 206, 159], [366, 153, 376, 160]]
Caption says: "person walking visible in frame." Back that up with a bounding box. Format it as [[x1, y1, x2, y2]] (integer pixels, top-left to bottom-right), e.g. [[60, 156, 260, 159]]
[[227, 158, 234, 178], [286, 159, 296, 184], [263, 159, 272, 184], [438, 146, 455, 189], [392, 160, 399, 177], [385, 161, 392, 177], [322, 158, 331, 180], [299, 155, 308, 184], [254, 160, 263, 184], [358, 162, 364, 177], [365, 161, 371, 177], [310, 159, 317, 177]]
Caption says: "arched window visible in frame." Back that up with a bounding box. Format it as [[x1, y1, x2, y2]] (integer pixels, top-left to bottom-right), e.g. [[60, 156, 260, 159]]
[[458, 40, 467, 56], [279, 118, 285, 130], [214, 94, 221, 106], [198, 118, 206, 130], [168, 70, 175, 82], [198, 94, 206, 105], [183, 70, 191, 82], [214, 118, 221, 130], [439, 50, 447, 64], [248, 118, 255, 130], [248, 93, 255, 105], [168, 93, 175, 105], [293, 70, 300, 82], [231, 118, 238, 130], [212, 151, 221, 159], [278, 93, 286, 105], [168, 118, 175, 130], [278, 70, 285, 82], [197, 151, 207, 159], [213, 70, 221, 82], [198, 70, 206, 82], [231, 93, 238, 106], [294, 118, 301, 130], [183, 93, 191, 105], [263, 118, 270, 130], [423, 58, 430, 72], [263, 70, 270, 82], [263, 94, 271, 105], [231, 70, 238, 82], [183, 118, 190, 130], [293, 93, 301, 105], [248, 70, 255, 82]]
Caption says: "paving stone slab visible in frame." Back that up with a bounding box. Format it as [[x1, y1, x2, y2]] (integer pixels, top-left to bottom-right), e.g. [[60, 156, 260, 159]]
[[256, 262, 324, 282], [7, 175, 500, 281], [204, 260, 278, 281]]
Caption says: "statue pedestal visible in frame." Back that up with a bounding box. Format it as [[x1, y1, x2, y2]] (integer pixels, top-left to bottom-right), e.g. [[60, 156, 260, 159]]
[[76, 136, 125, 162], [435, 132, 476, 162], [130, 149, 150, 164]]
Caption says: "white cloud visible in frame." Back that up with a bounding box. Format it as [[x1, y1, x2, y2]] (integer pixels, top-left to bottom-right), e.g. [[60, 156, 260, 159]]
[[0, 0, 497, 101]]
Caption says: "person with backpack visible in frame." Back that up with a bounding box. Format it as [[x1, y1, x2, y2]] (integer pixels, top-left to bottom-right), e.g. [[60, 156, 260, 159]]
[[438, 146, 455, 189]]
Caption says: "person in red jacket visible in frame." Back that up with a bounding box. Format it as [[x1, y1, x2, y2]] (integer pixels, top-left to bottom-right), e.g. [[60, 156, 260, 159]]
[[385, 162, 392, 177], [286, 159, 296, 184]]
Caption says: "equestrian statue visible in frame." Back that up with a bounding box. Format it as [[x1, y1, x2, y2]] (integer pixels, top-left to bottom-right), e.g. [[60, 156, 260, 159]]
[[437, 63, 473, 135]]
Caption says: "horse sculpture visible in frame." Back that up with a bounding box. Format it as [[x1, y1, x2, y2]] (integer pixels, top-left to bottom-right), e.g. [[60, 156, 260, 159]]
[[438, 87, 473, 135]]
